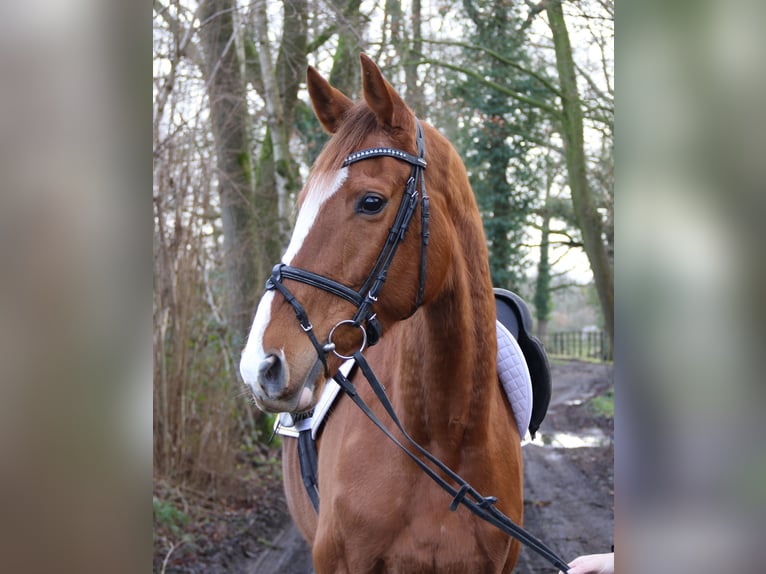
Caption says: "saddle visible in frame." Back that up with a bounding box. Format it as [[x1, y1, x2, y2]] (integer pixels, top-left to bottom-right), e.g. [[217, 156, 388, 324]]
[[494, 288, 551, 438]]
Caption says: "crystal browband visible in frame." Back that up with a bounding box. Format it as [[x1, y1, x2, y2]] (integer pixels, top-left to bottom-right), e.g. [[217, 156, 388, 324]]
[[342, 147, 427, 168]]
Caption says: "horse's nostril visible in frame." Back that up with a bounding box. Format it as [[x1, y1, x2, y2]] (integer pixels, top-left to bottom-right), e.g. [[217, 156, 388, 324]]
[[258, 354, 285, 395]]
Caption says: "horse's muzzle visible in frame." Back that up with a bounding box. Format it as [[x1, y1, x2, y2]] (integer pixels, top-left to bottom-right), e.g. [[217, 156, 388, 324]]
[[241, 349, 318, 414]]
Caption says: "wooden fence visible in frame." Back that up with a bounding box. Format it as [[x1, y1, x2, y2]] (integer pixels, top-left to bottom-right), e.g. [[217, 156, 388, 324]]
[[543, 330, 611, 361]]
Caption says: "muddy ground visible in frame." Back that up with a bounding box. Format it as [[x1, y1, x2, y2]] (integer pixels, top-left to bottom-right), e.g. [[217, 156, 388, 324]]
[[154, 359, 613, 573], [515, 360, 614, 573]]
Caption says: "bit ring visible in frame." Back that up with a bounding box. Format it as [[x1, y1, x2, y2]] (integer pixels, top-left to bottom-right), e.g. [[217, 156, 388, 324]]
[[327, 320, 367, 360]]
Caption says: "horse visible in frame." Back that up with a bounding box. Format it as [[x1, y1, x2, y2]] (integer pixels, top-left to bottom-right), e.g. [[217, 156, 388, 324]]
[[240, 54, 523, 573]]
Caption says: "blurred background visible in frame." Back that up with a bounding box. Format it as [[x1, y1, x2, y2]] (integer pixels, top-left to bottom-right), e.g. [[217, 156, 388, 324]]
[[0, 0, 763, 572]]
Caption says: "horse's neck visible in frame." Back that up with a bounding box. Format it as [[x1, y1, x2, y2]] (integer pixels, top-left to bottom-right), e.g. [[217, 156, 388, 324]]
[[393, 237, 498, 454]]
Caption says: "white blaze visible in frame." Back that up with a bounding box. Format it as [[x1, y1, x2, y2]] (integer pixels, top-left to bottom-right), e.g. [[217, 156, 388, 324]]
[[239, 168, 347, 389], [282, 167, 348, 264]]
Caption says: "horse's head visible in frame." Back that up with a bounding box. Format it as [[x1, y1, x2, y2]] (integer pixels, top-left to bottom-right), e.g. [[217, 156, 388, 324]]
[[239, 54, 453, 414]]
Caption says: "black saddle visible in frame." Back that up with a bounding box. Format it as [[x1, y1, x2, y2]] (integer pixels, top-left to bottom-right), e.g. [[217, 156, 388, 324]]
[[494, 288, 551, 438]]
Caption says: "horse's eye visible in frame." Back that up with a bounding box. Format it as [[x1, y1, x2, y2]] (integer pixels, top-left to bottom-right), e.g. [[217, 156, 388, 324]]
[[357, 193, 387, 215]]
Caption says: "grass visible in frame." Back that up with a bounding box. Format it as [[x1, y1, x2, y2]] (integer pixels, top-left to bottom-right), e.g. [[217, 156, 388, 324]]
[[588, 389, 614, 418], [153, 496, 189, 537]]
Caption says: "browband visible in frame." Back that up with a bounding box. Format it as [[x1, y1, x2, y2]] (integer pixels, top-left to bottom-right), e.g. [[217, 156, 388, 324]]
[[343, 147, 427, 168]]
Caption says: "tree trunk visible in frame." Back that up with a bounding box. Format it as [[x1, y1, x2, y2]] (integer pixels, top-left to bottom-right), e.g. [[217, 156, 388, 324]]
[[547, 1, 614, 354], [249, 0, 308, 289], [198, 0, 259, 348], [328, 0, 365, 96], [534, 172, 553, 340], [405, 0, 424, 115], [252, 0, 294, 229]]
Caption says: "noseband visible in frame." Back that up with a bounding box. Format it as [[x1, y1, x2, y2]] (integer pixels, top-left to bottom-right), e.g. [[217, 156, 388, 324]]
[[265, 119, 429, 370]]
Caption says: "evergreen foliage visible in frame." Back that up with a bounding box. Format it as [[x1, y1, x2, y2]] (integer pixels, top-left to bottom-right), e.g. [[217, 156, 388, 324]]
[[449, 0, 554, 291]]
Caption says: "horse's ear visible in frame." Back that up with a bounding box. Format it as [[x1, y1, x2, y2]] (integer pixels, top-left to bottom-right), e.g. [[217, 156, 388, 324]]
[[307, 66, 353, 134], [360, 53, 409, 129]]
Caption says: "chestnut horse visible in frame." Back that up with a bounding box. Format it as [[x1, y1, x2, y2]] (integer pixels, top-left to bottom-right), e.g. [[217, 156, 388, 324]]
[[240, 55, 523, 573]]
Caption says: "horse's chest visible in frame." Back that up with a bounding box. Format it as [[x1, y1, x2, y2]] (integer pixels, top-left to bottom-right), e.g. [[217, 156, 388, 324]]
[[328, 520, 506, 574], [325, 479, 507, 572], [306, 390, 519, 572]]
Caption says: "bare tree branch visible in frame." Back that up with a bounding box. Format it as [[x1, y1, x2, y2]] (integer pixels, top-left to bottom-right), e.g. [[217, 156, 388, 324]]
[[418, 58, 562, 117], [550, 281, 589, 291], [575, 61, 613, 111], [520, 0, 553, 33], [421, 38, 563, 98], [153, 0, 205, 69]]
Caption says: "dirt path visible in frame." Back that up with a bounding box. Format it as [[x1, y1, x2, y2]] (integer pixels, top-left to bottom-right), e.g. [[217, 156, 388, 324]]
[[246, 522, 312, 574], [251, 359, 614, 574], [515, 360, 614, 573]]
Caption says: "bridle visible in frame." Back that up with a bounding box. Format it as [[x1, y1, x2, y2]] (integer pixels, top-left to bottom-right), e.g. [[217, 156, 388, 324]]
[[265, 119, 429, 369], [262, 118, 571, 572]]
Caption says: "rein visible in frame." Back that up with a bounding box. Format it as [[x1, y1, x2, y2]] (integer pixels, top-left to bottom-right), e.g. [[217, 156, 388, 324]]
[[334, 352, 571, 573], [265, 119, 570, 572]]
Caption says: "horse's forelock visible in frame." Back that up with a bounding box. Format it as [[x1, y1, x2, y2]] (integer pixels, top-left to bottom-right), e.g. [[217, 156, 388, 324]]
[[313, 105, 375, 173], [308, 103, 416, 183]]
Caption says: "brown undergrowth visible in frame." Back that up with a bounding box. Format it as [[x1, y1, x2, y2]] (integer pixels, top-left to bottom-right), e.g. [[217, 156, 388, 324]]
[[153, 440, 289, 574]]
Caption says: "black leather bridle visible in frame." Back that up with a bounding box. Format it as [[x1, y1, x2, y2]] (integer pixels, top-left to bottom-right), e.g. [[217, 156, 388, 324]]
[[263, 118, 570, 572], [265, 119, 429, 369]]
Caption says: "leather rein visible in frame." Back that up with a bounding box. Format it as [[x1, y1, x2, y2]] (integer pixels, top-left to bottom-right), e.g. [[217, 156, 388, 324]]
[[263, 119, 570, 572]]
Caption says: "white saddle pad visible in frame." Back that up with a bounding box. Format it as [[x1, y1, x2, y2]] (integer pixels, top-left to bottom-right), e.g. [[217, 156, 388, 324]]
[[496, 320, 533, 440]]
